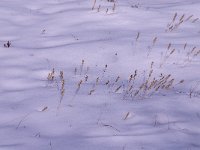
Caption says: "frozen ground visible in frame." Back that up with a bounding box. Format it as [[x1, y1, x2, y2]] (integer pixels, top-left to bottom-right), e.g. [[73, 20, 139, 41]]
[[0, 0, 200, 149]]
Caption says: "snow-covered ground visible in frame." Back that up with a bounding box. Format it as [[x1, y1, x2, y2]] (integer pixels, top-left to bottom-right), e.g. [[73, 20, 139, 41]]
[[0, 0, 200, 149]]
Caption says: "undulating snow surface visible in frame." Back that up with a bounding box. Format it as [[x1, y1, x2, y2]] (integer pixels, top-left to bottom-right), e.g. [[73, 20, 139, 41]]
[[0, 0, 200, 149]]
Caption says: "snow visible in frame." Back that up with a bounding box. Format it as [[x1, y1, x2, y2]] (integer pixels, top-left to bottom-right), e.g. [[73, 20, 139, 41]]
[[0, 0, 200, 149]]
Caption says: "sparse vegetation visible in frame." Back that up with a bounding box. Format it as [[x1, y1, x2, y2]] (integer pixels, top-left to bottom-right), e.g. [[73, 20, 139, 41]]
[[2, 1, 200, 149]]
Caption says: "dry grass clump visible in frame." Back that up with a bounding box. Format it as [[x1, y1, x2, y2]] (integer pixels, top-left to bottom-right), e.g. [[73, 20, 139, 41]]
[[120, 62, 184, 100], [74, 59, 90, 76], [73, 61, 184, 100], [47, 68, 65, 109], [158, 42, 200, 67], [91, 0, 117, 14], [46, 59, 185, 103], [166, 13, 199, 32], [47, 68, 55, 81], [160, 44, 176, 67], [183, 46, 200, 65], [189, 81, 200, 98]]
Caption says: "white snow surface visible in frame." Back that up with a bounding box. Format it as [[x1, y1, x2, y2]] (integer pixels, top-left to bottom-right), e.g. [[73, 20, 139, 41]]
[[0, 0, 200, 149]]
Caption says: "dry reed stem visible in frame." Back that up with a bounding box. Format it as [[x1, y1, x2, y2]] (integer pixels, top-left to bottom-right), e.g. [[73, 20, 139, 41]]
[[136, 32, 140, 41]]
